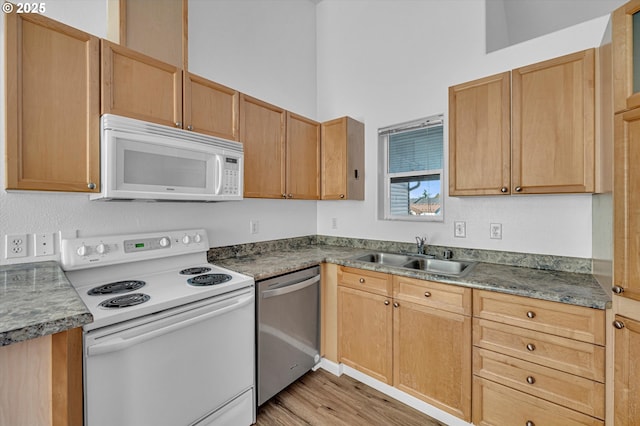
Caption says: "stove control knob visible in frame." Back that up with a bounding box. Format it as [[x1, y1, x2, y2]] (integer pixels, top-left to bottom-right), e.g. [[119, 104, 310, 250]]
[[159, 237, 170, 247], [182, 235, 191, 245], [76, 245, 89, 257], [193, 234, 202, 243], [95, 243, 107, 255]]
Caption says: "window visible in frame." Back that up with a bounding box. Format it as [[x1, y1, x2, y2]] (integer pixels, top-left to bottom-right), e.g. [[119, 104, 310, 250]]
[[378, 115, 444, 221]]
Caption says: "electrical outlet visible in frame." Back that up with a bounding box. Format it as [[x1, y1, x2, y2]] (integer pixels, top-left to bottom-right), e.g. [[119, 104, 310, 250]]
[[331, 218, 338, 229], [5, 234, 28, 258], [454, 221, 466, 238], [250, 220, 259, 235], [35, 233, 55, 256], [490, 223, 502, 239]]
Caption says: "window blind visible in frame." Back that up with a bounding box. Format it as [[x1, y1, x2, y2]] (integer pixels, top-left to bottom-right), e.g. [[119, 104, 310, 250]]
[[388, 126, 443, 173]]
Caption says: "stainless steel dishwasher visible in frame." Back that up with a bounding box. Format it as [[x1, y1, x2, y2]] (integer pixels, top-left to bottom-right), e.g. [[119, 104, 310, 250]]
[[257, 266, 320, 406]]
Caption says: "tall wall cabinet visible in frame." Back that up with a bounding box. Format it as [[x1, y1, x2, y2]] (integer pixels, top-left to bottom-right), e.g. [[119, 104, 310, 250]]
[[5, 12, 100, 193], [612, 1, 640, 424]]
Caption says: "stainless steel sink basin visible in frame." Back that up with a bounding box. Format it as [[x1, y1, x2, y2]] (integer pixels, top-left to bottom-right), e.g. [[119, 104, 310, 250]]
[[353, 252, 414, 266], [350, 252, 476, 277], [401, 258, 476, 276]]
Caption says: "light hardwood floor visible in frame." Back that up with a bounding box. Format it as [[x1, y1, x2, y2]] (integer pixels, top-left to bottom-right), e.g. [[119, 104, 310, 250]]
[[255, 369, 446, 426]]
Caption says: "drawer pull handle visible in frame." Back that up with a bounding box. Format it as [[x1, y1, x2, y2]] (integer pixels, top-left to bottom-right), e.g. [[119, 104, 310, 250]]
[[525, 421, 535, 426], [526, 376, 535, 384], [526, 343, 536, 352], [613, 320, 625, 330], [359, 278, 365, 283], [612, 285, 625, 294], [384, 300, 390, 306], [526, 311, 536, 319], [424, 291, 432, 298], [393, 302, 400, 308]]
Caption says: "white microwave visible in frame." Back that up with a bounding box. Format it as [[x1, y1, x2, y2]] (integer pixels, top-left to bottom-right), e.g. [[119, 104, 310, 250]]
[[91, 114, 243, 202]]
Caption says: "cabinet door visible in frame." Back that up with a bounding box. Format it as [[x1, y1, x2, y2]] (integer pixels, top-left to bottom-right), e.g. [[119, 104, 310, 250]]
[[512, 49, 595, 194], [449, 72, 511, 196], [239, 95, 286, 198], [394, 300, 472, 421], [286, 112, 320, 199], [612, 0, 640, 113], [101, 40, 182, 128], [338, 286, 393, 384], [5, 13, 99, 192], [614, 109, 640, 300], [321, 117, 364, 200], [614, 315, 640, 425], [184, 73, 239, 140]]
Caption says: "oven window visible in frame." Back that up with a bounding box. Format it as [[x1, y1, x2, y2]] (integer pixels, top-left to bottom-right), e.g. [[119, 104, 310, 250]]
[[124, 150, 207, 188]]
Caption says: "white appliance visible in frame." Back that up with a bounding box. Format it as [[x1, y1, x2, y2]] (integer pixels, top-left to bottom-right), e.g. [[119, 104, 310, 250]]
[[61, 229, 255, 426], [92, 114, 243, 202]]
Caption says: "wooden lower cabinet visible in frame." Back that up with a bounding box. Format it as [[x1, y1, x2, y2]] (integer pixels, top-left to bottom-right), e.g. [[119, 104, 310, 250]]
[[613, 314, 640, 425], [393, 299, 472, 421], [338, 285, 393, 384], [473, 377, 603, 426]]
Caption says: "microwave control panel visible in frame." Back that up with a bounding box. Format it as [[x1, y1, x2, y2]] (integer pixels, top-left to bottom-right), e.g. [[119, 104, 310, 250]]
[[222, 155, 241, 196]]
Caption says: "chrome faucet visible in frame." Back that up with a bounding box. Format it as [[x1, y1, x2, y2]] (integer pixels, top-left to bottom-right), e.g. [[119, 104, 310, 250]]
[[415, 236, 427, 255]]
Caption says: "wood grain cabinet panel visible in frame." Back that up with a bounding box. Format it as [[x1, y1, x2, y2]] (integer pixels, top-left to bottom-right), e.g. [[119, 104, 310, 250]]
[[286, 112, 320, 200], [473, 377, 604, 426], [320, 117, 365, 200], [393, 275, 471, 315], [184, 73, 239, 140], [5, 12, 100, 192], [449, 71, 511, 195], [613, 315, 640, 425], [338, 266, 392, 296], [101, 39, 182, 128]]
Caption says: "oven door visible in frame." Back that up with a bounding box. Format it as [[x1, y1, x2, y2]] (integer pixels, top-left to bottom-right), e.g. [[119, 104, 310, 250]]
[[83, 288, 255, 426]]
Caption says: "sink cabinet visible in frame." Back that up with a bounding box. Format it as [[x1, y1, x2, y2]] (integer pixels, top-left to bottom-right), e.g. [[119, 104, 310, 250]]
[[472, 290, 605, 425], [337, 267, 472, 421]]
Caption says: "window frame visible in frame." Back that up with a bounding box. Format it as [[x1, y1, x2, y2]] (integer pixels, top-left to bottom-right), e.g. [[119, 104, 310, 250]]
[[378, 114, 445, 222]]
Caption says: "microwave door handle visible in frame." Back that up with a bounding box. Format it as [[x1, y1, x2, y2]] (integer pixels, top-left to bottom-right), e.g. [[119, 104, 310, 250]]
[[215, 155, 223, 195]]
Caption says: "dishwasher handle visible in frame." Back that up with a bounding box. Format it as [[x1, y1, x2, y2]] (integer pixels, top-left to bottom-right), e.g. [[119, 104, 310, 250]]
[[261, 275, 320, 299]]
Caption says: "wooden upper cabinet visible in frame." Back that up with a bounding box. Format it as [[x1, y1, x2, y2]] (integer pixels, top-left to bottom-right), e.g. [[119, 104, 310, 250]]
[[613, 0, 640, 113], [101, 39, 182, 128], [184, 73, 239, 140], [110, 0, 187, 69], [321, 117, 365, 200], [286, 112, 320, 199], [512, 49, 595, 194], [239, 94, 286, 198], [449, 72, 511, 196], [5, 12, 100, 192]]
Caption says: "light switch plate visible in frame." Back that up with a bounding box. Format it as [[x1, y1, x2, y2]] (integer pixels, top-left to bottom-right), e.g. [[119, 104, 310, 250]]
[[454, 221, 466, 238]]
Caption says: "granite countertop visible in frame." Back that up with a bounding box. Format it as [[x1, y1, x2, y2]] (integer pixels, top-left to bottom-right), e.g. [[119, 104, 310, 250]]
[[215, 244, 611, 310], [0, 261, 93, 346]]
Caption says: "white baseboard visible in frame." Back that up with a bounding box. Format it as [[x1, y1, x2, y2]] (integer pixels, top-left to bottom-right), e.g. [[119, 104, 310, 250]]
[[319, 360, 472, 426]]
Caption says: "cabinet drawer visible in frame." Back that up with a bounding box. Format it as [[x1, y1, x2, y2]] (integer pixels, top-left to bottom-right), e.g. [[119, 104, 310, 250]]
[[473, 377, 603, 426], [473, 347, 604, 419], [339, 267, 392, 296], [393, 275, 471, 315], [473, 318, 605, 382], [473, 289, 605, 345]]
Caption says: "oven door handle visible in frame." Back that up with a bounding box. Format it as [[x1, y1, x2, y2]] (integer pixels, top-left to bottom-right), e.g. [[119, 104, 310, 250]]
[[87, 293, 253, 357], [261, 275, 319, 299]]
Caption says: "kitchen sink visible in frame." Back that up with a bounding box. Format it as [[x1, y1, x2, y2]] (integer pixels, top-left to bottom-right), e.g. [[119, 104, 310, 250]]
[[350, 252, 476, 277]]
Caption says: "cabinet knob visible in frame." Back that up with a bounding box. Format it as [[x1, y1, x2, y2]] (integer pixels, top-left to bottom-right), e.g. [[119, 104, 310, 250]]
[[393, 302, 400, 308], [613, 320, 625, 330], [384, 300, 390, 305], [612, 285, 625, 294], [500, 186, 508, 193], [526, 376, 535, 385], [525, 421, 535, 426], [87, 182, 96, 190], [424, 291, 431, 298], [287, 193, 293, 199], [359, 278, 365, 283], [515, 186, 523, 192], [526, 311, 536, 319], [282, 193, 287, 198], [526, 343, 536, 352], [175, 122, 182, 128], [186, 125, 193, 131], [339, 194, 345, 199]]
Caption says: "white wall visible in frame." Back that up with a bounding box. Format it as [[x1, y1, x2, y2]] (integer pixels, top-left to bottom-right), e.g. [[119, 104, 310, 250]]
[[315, 0, 610, 258], [0, 0, 318, 263]]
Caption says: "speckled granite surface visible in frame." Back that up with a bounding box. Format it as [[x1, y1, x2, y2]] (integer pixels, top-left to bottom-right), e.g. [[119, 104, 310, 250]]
[[212, 244, 611, 310], [0, 261, 92, 346]]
